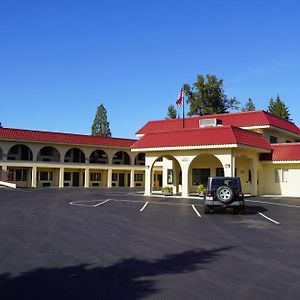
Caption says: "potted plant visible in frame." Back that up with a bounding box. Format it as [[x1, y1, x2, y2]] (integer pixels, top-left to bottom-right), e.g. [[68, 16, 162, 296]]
[[196, 184, 206, 196], [163, 185, 173, 196]]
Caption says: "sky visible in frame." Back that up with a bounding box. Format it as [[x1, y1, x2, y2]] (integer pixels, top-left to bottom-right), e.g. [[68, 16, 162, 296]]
[[1, 0, 300, 139]]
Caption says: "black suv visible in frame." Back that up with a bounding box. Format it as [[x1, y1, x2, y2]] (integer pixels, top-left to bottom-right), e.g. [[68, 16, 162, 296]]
[[204, 177, 245, 214]]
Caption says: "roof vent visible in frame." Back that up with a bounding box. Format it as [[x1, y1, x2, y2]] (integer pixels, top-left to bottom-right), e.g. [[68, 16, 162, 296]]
[[199, 118, 222, 128]]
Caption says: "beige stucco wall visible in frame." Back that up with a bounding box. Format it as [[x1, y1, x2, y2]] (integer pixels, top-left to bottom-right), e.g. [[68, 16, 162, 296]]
[[261, 163, 300, 197]]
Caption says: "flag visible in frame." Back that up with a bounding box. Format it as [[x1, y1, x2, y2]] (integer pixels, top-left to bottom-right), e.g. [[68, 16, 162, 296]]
[[176, 88, 184, 108]]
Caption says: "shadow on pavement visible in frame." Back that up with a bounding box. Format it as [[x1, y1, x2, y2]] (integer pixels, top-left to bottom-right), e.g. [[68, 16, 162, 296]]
[[0, 247, 232, 300]]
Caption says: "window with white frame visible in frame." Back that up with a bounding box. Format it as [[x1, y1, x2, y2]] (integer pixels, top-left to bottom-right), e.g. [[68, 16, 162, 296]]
[[90, 172, 101, 181], [134, 173, 143, 182], [40, 171, 53, 181], [112, 173, 118, 181], [274, 168, 288, 183]]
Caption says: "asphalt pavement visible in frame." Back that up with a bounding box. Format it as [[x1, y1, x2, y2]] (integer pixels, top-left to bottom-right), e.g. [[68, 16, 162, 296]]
[[0, 187, 300, 299]]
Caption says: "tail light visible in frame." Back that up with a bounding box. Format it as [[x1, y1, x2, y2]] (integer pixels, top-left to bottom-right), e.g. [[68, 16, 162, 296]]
[[207, 191, 214, 197], [238, 192, 244, 197]]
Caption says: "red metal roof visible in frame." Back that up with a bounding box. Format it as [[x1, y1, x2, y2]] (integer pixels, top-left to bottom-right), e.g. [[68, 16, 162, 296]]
[[136, 110, 300, 136], [260, 143, 300, 161], [0, 128, 136, 148], [132, 126, 271, 151]]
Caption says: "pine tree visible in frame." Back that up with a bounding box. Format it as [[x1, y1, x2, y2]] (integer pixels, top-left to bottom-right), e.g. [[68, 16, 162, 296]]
[[91, 104, 112, 137], [0, 122, 2, 128], [166, 104, 177, 119], [267, 95, 290, 121], [241, 98, 256, 112], [184, 74, 239, 116]]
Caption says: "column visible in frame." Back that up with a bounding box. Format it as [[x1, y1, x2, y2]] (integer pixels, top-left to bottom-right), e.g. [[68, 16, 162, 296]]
[[250, 159, 258, 196], [31, 166, 37, 188], [130, 169, 135, 188], [84, 168, 90, 188], [231, 152, 236, 177], [144, 166, 151, 196], [181, 168, 189, 198], [107, 168, 112, 188], [59, 167, 64, 187]]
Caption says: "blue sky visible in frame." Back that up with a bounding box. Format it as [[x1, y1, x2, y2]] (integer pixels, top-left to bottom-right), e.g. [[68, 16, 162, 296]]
[[1, 0, 300, 139]]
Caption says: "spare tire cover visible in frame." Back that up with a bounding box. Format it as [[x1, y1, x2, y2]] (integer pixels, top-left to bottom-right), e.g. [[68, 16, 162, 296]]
[[216, 186, 234, 204]]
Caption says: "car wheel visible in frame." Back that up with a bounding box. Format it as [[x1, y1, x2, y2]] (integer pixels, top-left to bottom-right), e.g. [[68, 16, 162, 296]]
[[216, 186, 234, 204]]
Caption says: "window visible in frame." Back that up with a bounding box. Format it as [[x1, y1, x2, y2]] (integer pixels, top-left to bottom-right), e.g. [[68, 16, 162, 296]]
[[282, 169, 288, 183], [216, 168, 224, 177], [112, 173, 118, 181], [134, 174, 144, 182], [40, 171, 53, 181], [192, 168, 210, 186], [40, 147, 53, 156], [274, 168, 281, 183], [15, 169, 27, 181], [90, 173, 101, 181], [64, 172, 71, 181], [248, 170, 252, 183], [270, 136, 278, 143], [167, 169, 173, 184], [274, 168, 288, 183]]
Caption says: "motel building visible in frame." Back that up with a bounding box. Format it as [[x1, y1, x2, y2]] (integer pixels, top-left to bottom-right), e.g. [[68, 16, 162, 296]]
[[1, 110, 300, 197]]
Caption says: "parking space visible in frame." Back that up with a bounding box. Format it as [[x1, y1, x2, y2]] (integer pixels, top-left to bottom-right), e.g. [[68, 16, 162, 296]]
[[0, 188, 300, 299]]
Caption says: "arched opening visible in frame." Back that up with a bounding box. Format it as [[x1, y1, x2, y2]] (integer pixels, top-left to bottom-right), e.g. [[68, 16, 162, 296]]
[[134, 153, 145, 165], [89, 150, 108, 164], [112, 151, 131, 165], [0, 147, 3, 160], [150, 155, 182, 195], [7, 144, 33, 161], [188, 154, 223, 195], [37, 146, 60, 162], [64, 148, 85, 163]]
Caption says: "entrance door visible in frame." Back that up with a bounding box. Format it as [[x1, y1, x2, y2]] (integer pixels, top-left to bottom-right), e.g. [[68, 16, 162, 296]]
[[127, 173, 130, 187], [73, 172, 80, 187], [157, 174, 162, 188], [119, 173, 125, 187]]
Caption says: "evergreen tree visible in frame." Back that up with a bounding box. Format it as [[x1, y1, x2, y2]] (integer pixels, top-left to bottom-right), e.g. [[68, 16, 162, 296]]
[[267, 95, 290, 120], [241, 98, 256, 112], [91, 104, 112, 137], [166, 104, 177, 119], [184, 74, 239, 116], [0, 122, 2, 128]]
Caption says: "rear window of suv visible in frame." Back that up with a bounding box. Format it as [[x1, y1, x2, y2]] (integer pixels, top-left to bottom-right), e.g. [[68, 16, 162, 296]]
[[211, 178, 239, 190]]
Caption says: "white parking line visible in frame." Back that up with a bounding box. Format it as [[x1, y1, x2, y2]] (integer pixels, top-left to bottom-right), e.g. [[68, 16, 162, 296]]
[[246, 199, 300, 209], [258, 212, 280, 225], [140, 202, 149, 212], [94, 199, 110, 207], [192, 205, 202, 218]]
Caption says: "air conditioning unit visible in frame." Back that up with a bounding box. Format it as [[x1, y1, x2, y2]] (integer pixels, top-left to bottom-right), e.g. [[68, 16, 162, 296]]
[[199, 118, 222, 128]]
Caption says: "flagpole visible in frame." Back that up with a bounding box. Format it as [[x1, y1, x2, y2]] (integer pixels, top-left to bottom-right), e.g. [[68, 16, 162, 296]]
[[182, 89, 185, 128]]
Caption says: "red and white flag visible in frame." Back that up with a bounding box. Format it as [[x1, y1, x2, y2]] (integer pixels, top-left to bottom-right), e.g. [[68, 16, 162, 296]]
[[176, 88, 184, 108]]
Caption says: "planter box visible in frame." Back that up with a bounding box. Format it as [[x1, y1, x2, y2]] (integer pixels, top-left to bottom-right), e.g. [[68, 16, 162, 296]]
[[163, 191, 173, 196]]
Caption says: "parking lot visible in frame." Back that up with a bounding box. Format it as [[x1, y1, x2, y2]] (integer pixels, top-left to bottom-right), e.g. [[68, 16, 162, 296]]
[[1, 187, 300, 299]]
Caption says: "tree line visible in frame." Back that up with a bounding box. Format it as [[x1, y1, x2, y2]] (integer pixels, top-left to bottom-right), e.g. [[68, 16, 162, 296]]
[[167, 74, 290, 121]]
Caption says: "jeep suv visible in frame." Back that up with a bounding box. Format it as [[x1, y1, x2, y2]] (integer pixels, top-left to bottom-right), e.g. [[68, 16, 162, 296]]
[[204, 177, 245, 214]]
